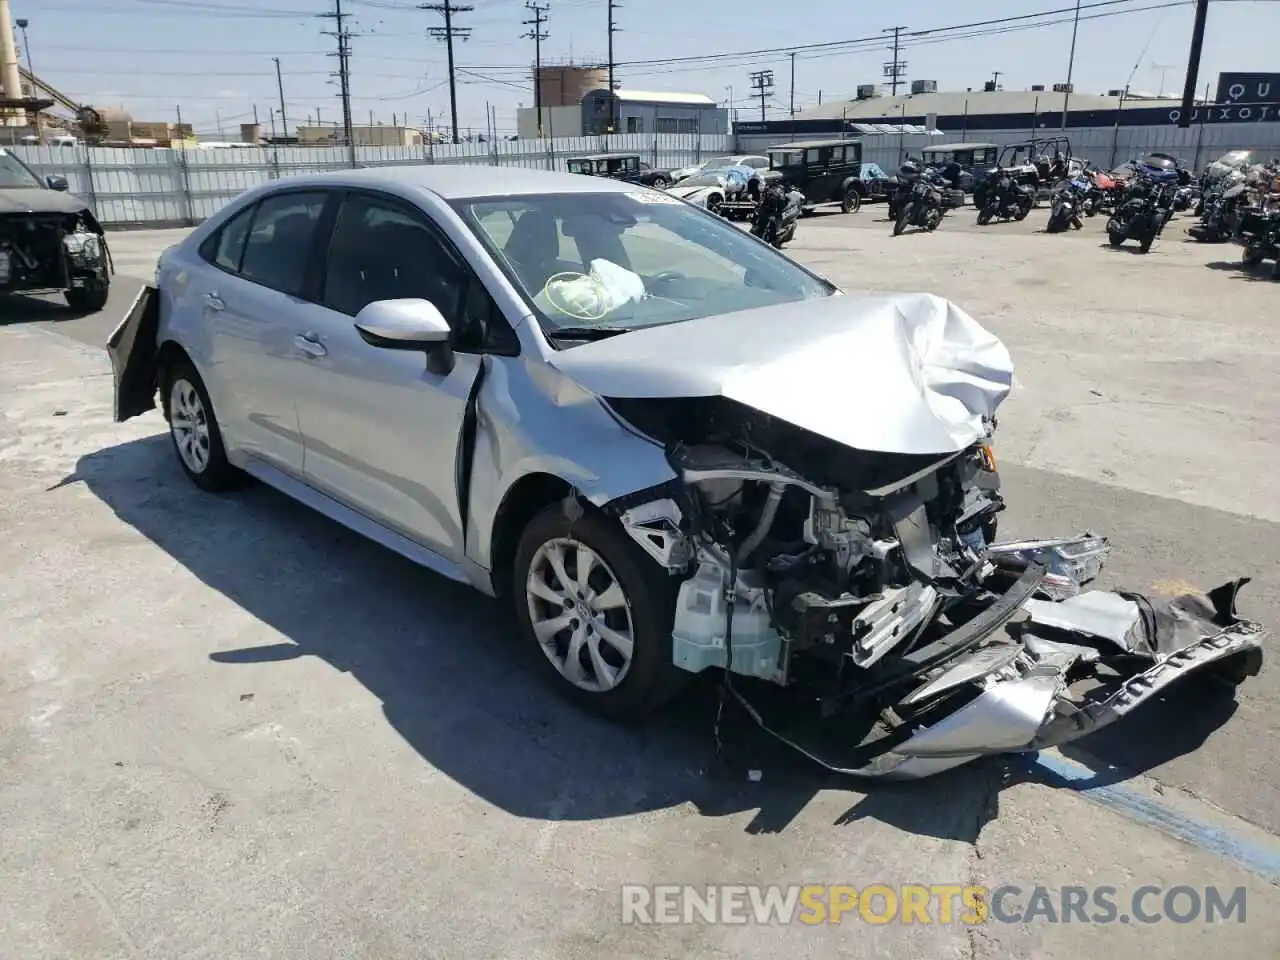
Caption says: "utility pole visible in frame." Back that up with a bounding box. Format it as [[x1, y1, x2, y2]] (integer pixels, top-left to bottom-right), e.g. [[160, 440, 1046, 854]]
[[522, 2, 549, 137], [607, 0, 621, 133], [748, 69, 774, 122], [422, 0, 473, 144], [883, 25, 908, 96], [1060, 0, 1081, 131], [788, 51, 796, 116], [320, 0, 355, 157], [1178, 0, 1210, 128], [273, 56, 289, 138], [990, 70, 1002, 90]]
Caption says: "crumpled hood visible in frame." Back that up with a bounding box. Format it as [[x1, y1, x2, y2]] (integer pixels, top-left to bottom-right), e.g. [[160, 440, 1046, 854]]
[[547, 292, 1014, 455], [0, 188, 91, 216]]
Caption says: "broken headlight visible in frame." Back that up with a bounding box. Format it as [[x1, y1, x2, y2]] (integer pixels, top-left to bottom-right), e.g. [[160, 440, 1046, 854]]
[[986, 534, 1111, 601], [62, 230, 102, 266]]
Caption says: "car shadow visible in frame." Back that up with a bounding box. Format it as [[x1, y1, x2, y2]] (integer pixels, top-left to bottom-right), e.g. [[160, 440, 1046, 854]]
[[1205, 259, 1278, 281], [0, 292, 76, 324], [63, 434, 1240, 837]]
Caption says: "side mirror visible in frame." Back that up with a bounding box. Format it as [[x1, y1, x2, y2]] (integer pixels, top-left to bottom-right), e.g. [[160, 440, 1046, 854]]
[[353, 299, 455, 374], [46, 175, 69, 192]]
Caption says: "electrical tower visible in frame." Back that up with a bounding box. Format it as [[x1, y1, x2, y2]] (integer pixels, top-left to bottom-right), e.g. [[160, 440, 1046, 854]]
[[607, 0, 621, 133], [522, 2, 549, 137], [882, 25, 908, 96], [320, 0, 355, 150], [990, 70, 1002, 90], [421, 0, 473, 143], [748, 69, 774, 122]]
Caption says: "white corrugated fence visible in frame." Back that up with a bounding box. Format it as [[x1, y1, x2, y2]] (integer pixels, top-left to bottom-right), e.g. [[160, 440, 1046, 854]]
[[10, 133, 735, 228]]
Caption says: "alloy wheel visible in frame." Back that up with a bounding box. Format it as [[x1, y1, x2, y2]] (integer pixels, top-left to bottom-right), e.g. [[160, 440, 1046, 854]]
[[169, 377, 212, 474], [526, 537, 636, 693]]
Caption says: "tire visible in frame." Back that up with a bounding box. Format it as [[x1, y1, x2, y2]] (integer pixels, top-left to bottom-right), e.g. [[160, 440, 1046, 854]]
[[1273, 260, 1280, 282], [976, 203, 994, 226], [1046, 209, 1065, 233], [841, 187, 861, 214], [1107, 222, 1125, 247], [1242, 245, 1263, 266], [893, 203, 911, 236], [64, 275, 110, 313], [162, 358, 241, 492], [706, 193, 723, 216], [513, 504, 686, 719], [1014, 198, 1032, 221], [1139, 230, 1155, 254]]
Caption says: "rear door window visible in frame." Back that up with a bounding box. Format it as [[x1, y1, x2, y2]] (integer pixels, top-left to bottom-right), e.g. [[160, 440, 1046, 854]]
[[238, 191, 328, 297]]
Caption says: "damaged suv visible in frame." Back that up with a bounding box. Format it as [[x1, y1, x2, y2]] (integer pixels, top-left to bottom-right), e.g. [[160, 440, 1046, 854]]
[[109, 166, 1265, 779], [0, 147, 112, 313]]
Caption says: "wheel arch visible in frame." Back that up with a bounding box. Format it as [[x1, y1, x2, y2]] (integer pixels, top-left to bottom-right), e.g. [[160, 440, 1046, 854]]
[[487, 472, 576, 598]]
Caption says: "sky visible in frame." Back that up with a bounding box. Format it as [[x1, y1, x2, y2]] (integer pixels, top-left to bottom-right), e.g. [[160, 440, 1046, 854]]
[[19, 0, 1280, 138]]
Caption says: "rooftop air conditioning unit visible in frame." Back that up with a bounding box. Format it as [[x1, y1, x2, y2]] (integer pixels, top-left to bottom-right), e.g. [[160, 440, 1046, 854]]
[[856, 83, 882, 100], [1052, 82, 1074, 93], [1030, 84, 1046, 92], [910, 79, 937, 94], [1107, 89, 1125, 97], [983, 81, 998, 93]]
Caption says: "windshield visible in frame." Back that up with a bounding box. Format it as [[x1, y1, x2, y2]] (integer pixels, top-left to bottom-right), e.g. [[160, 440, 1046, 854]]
[[453, 191, 834, 341], [0, 149, 44, 189]]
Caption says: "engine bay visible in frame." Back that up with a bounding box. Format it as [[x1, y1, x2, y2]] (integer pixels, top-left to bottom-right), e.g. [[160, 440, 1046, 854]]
[[0, 211, 106, 294]]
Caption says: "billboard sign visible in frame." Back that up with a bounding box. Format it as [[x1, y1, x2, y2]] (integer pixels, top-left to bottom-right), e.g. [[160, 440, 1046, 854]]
[[1215, 72, 1280, 105]]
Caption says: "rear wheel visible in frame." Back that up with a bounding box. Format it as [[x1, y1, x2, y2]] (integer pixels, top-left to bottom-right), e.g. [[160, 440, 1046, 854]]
[[840, 186, 861, 214], [162, 358, 241, 492], [513, 505, 685, 719], [1242, 245, 1264, 266], [650, 176, 669, 189]]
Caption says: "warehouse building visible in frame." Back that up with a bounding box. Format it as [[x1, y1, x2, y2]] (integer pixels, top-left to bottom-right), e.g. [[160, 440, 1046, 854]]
[[516, 70, 727, 139]]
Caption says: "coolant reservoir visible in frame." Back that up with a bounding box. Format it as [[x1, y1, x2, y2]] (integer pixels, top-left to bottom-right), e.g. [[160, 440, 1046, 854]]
[[671, 560, 784, 682]]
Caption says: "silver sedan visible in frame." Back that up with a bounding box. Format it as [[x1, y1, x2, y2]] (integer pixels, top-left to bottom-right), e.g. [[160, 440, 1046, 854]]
[[108, 164, 1264, 779]]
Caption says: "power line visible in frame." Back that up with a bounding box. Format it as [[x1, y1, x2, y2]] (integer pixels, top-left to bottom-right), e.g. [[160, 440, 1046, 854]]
[[883, 25, 907, 95], [522, 2, 549, 137], [748, 69, 774, 122], [421, 0, 472, 144]]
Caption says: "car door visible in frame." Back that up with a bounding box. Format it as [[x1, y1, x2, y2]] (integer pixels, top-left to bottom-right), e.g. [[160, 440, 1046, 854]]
[[194, 190, 329, 474], [291, 189, 489, 563]]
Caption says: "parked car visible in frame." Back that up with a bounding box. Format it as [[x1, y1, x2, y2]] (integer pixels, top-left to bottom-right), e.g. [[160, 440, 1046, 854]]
[[565, 153, 674, 188], [850, 161, 894, 202], [919, 142, 998, 194], [665, 164, 770, 216], [670, 154, 770, 183], [762, 139, 864, 214], [108, 165, 1264, 780], [0, 147, 112, 312]]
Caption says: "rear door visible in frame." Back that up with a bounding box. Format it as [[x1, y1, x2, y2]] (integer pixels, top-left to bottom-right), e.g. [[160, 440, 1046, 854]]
[[193, 190, 330, 475], [290, 189, 490, 562]]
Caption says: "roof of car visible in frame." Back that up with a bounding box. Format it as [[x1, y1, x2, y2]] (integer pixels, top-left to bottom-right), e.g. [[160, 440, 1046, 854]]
[[262, 163, 646, 199], [767, 139, 861, 150], [921, 142, 999, 151], [568, 152, 641, 160]]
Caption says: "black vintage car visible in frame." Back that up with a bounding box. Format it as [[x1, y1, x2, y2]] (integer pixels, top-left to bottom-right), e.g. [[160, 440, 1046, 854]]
[[0, 148, 112, 313], [763, 139, 865, 214], [564, 153, 675, 189], [919, 142, 999, 194]]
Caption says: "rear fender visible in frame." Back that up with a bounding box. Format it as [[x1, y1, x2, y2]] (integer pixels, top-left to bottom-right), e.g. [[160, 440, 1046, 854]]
[[106, 284, 161, 422]]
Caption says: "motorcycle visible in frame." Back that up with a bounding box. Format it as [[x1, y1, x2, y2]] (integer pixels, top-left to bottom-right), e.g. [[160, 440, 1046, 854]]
[[976, 170, 1035, 225], [1045, 176, 1089, 233], [892, 170, 948, 236], [750, 182, 804, 248], [1235, 206, 1280, 280], [1106, 175, 1176, 253], [1189, 177, 1255, 242]]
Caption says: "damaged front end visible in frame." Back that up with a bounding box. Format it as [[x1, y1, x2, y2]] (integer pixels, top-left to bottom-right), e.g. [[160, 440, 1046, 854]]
[[606, 395, 1265, 780]]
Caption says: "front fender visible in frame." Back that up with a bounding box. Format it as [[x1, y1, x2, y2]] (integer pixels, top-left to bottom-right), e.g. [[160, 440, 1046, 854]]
[[464, 355, 678, 572]]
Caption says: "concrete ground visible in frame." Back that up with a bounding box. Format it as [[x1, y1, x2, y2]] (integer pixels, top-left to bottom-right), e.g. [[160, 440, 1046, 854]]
[[1, 206, 1277, 959]]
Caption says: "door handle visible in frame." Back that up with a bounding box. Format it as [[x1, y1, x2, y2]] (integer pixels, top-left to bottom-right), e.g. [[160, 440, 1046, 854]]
[[294, 333, 327, 358], [204, 293, 225, 311]]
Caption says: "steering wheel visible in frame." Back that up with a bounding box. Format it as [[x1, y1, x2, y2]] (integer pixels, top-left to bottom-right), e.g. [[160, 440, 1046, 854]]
[[540, 271, 611, 322]]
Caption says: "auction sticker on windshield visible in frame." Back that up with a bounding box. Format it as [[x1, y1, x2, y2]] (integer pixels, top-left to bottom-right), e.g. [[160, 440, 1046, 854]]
[[626, 191, 681, 204]]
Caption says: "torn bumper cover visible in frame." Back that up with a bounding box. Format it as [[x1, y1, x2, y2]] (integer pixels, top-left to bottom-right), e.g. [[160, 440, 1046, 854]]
[[735, 561, 1265, 781]]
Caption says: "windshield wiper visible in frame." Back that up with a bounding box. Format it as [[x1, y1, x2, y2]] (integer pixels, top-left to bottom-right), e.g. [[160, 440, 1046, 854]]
[[547, 325, 633, 341]]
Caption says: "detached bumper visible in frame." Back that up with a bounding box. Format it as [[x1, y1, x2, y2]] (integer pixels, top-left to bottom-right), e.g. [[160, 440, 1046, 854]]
[[854, 575, 1264, 780]]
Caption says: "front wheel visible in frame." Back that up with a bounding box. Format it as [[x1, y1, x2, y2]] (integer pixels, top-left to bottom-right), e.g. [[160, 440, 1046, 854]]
[[513, 505, 685, 719], [1107, 221, 1125, 247], [976, 203, 994, 226], [65, 275, 110, 313], [1139, 230, 1155, 254], [1014, 198, 1032, 221], [1242, 245, 1264, 266], [894, 203, 912, 236], [650, 176, 669, 189]]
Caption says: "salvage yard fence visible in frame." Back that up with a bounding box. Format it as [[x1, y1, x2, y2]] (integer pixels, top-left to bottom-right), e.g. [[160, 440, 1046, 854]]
[[11, 133, 735, 229]]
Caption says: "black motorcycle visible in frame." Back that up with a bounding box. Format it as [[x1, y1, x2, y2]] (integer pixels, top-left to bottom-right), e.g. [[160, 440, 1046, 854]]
[[1189, 181, 1255, 243], [976, 171, 1034, 225], [892, 170, 948, 235], [1106, 177, 1175, 253], [1045, 176, 1089, 233], [750, 182, 803, 248], [1235, 207, 1280, 280]]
